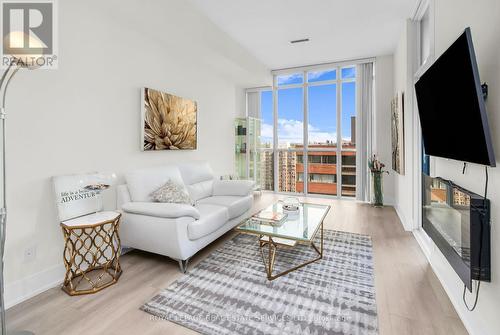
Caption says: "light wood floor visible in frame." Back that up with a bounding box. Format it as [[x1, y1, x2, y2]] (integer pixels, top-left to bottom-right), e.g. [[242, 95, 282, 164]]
[[6, 194, 468, 335]]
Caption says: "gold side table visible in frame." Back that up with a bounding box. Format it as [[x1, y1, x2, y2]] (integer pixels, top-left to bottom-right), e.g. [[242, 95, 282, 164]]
[[60, 211, 122, 295]]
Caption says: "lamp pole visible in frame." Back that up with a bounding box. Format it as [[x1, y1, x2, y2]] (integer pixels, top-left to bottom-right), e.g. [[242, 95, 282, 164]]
[[0, 62, 35, 335], [0, 61, 16, 335]]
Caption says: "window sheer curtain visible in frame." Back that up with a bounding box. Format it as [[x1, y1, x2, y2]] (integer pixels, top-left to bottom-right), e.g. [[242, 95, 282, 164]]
[[356, 62, 374, 202]]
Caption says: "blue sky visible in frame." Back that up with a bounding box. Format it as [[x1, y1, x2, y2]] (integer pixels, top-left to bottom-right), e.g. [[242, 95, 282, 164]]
[[260, 68, 356, 147]]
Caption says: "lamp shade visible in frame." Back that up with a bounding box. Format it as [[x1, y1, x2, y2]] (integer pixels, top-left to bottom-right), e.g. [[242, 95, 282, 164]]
[[3, 31, 44, 69]]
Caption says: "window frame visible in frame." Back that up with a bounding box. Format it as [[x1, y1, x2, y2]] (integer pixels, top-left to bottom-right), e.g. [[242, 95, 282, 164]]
[[413, 0, 435, 231]]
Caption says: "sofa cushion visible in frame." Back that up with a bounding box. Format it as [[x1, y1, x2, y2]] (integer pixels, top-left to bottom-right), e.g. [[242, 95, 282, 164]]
[[197, 195, 252, 219], [213, 180, 255, 196], [179, 161, 214, 185], [187, 180, 214, 203], [125, 165, 184, 202], [122, 202, 200, 219], [179, 162, 215, 201], [188, 204, 229, 240]]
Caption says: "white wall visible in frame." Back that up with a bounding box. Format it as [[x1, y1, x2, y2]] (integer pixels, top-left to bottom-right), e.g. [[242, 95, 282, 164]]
[[374, 55, 395, 205], [4, 0, 270, 307], [392, 22, 416, 230], [393, 1, 500, 334], [430, 1, 500, 334]]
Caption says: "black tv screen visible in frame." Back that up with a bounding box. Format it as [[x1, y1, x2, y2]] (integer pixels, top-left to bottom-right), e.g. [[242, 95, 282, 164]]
[[415, 28, 496, 167]]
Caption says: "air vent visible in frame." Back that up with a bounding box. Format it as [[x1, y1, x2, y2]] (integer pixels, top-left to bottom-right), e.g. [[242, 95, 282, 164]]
[[290, 38, 310, 44]]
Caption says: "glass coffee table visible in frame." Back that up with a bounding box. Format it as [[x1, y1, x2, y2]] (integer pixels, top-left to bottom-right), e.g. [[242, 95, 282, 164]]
[[236, 202, 330, 281]]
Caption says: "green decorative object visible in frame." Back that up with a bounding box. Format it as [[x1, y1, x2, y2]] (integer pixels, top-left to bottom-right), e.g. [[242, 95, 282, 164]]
[[368, 154, 389, 208], [371, 171, 384, 207], [234, 117, 261, 184]]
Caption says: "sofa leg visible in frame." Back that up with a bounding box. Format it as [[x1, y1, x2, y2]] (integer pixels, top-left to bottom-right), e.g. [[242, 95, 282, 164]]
[[178, 259, 189, 273]]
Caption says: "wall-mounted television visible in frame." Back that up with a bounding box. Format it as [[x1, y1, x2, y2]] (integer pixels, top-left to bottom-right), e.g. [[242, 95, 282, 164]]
[[415, 27, 496, 167]]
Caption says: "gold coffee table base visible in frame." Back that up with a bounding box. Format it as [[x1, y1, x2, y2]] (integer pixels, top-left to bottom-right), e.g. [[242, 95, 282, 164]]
[[258, 222, 324, 281]]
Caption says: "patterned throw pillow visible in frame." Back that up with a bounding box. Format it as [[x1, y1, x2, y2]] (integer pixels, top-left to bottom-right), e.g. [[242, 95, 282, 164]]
[[150, 180, 192, 204]]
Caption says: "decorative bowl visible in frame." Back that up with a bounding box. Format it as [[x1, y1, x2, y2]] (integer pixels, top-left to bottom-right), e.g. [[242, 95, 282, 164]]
[[282, 197, 300, 213]]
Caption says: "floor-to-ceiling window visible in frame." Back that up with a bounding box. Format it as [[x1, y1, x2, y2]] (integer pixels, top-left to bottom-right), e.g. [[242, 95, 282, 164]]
[[259, 89, 274, 191], [247, 62, 359, 198], [276, 74, 304, 193], [340, 68, 357, 196], [302, 69, 337, 195]]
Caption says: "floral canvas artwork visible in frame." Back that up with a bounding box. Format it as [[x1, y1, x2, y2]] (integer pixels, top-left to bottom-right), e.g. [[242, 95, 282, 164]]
[[142, 87, 197, 150]]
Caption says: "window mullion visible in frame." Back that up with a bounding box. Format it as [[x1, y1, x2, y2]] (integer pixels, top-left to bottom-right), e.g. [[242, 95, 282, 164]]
[[337, 67, 342, 198], [273, 75, 278, 193], [303, 70, 308, 195]]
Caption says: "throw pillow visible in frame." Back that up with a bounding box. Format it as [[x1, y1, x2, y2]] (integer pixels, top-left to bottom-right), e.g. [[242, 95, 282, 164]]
[[150, 180, 192, 204]]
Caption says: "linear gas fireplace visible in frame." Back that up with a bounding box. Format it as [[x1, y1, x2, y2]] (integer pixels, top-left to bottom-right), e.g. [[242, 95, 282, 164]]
[[422, 175, 491, 290]]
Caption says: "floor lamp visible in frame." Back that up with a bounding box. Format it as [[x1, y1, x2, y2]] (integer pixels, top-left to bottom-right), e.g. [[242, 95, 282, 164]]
[[0, 31, 41, 335]]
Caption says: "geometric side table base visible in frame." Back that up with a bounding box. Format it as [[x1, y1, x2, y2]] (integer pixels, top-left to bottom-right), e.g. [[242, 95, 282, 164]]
[[60, 211, 122, 296]]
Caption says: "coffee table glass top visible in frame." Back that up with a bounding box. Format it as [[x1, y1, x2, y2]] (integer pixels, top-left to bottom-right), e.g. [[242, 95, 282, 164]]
[[237, 202, 330, 242]]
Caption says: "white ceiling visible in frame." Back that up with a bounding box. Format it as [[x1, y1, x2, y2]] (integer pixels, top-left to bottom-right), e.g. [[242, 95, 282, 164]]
[[190, 0, 417, 69]]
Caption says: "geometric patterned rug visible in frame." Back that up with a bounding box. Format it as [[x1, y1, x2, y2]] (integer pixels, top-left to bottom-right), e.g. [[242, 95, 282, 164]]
[[141, 230, 378, 335]]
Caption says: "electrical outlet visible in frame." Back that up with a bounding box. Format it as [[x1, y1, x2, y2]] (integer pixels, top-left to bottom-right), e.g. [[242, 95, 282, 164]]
[[24, 246, 36, 262]]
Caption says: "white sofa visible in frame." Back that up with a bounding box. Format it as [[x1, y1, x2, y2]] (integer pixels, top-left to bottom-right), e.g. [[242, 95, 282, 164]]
[[116, 161, 254, 272]]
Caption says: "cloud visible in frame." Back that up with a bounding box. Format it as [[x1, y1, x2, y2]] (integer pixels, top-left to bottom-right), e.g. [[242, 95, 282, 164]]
[[307, 70, 326, 81], [261, 119, 338, 146], [261, 122, 273, 139], [277, 119, 305, 143], [277, 73, 302, 85]]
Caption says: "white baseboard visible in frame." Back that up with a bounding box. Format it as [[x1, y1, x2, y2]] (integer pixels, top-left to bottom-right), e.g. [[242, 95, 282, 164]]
[[412, 228, 432, 257], [393, 204, 412, 231], [5, 263, 65, 310]]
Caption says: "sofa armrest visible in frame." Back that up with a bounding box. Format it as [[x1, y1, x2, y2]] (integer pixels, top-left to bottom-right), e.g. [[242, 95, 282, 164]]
[[121, 202, 200, 219], [212, 180, 255, 196]]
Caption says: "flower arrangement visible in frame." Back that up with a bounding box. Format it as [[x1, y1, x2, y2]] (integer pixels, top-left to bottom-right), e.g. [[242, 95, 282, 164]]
[[368, 154, 389, 174]]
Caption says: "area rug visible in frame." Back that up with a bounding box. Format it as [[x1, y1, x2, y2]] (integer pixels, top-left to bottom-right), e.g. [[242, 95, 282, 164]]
[[141, 230, 378, 335]]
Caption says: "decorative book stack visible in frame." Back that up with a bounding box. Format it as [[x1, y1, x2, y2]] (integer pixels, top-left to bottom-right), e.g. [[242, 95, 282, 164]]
[[250, 211, 288, 227]]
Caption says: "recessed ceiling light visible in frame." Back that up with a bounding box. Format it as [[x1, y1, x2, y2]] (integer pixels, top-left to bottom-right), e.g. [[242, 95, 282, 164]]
[[290, 38, 310, 44]]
